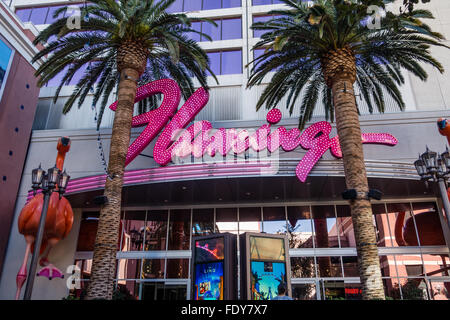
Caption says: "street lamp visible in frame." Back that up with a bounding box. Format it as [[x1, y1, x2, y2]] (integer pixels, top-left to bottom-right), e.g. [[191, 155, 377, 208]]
[[23, 164, 70, 300], [414, 146, 450, 232]]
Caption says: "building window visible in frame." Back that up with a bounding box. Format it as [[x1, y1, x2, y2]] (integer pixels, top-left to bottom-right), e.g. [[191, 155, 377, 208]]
[[252, 15, 275, 38], [46, 5, 67, 24], [252, 0, 284, 5], [0, 36, 13, 102], [192, 208, 215, 235], [144, 210, 168, 251], [168, 209, 191, 250], [166, 0, 184, 13], [207, 50, 242, 75], [286, 206, 313, 249], [15, 8, 32, 22], [188, 17, 242, 42], [29, 6, 49, 25], [184, 0, 203, 11], [16, 4, 68, 25], [180, 0, 241, 12]]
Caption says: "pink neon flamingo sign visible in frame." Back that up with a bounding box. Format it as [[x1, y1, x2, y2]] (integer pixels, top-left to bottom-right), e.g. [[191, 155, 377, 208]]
[[109, 79, 398, 183]]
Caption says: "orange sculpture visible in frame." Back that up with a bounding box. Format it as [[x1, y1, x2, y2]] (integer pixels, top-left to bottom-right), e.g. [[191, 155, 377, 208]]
[[15, 137, 74, 300]]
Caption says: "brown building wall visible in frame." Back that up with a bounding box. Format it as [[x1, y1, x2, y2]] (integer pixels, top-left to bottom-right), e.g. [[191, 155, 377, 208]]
[[0, 51, 40, 277]]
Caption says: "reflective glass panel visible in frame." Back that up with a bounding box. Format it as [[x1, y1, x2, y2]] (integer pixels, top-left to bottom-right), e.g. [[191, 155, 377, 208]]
[[15, 8, 32, 22], [46, 5, 65, 24], [168, 209, 191, 250], [187, 21, 202, 42], [252, 15, 272, 38], [322, 280, 345, 300], [166, 259, 189, 278], [223, 0, 242, 8], [206, 51, 221, 76], [144, 210, 168, 251], [184, 0, 202, 11], [316, 256, 342, 278], [263, 207, 286, 234], [291, 257, 315, 278], [253, 0, 272, 5], [116, 259, 142, 280], [335, 205, 355, 247], [202, 19, 221, 41], [411, 202, 443, 247], [386, 203, 416, 247], [429, 279, 450, 300], [222, 18, 242, 40], [115, 280, 140, 300], [221, 50, 242, 74], [166, 0, 183, 13], [292, 283, 317, 300], [203, 0, 222, 10], [215, 207, 238, 233], [239, 207, 262, 234], [286, 206, 313, 248], [142, 259, 165, 279], [192, 208, 215, 235], [29, 6, 49, 25], [342, 256, 359, 277], [163, 285, 187, 300], [312, 206, 337, 248], [123, 211, 146, 251]]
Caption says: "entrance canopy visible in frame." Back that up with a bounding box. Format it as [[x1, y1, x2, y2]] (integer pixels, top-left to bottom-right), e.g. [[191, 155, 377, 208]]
[[67, 175, 434, 209]]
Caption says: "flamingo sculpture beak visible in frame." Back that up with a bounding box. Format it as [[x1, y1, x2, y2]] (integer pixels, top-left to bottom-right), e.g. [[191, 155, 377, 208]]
[[437, 118, 447, 130]]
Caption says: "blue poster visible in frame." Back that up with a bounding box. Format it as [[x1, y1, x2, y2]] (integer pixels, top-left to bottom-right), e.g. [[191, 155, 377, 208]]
[[251, 261, 286, 300], [194, 262, 224, 300]]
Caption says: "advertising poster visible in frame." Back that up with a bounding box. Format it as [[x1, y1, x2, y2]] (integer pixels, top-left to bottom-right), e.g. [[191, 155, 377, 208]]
[[251, 261, 286, 300], [194, 262, 224, 300]]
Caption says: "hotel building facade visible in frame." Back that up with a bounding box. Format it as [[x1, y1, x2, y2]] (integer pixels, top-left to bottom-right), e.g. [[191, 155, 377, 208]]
[[0, 0, 450, 300]]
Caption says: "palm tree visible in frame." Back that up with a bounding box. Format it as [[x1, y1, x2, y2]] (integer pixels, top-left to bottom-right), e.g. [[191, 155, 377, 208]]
[[247, 0, 448, 299], [31, 0, 217, 299]]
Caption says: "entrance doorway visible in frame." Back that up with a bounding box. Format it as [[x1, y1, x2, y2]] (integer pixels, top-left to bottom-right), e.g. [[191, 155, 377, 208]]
[[141, 282, 187, 300]]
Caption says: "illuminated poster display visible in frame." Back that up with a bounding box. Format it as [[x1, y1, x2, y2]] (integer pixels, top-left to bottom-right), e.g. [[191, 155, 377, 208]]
[[240, 233, 291, 300], [191, 233, 237, 300], [195, 238, 225, 263], [251, 261, 286, 300], [194, 262, 224, 300]]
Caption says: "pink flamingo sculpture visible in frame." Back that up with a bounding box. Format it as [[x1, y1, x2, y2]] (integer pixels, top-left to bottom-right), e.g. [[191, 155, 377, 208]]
[[15, 137, 74, 300]]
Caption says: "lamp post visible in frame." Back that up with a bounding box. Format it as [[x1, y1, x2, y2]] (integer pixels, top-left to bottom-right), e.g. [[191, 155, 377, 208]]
[[414, 146, 450, 231], [23, 165, 70, 300]]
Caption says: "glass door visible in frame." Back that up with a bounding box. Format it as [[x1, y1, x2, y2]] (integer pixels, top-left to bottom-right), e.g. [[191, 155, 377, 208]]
[[291, 280, 319, 300]]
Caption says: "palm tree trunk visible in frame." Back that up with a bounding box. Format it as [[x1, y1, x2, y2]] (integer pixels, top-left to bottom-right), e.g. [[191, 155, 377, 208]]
[[331, 77, 385, 300], [85, 67, 139, 299]]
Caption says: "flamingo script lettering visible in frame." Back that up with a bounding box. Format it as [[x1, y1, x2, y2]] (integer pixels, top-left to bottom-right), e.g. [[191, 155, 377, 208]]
[[109, 79, 398, 182]]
